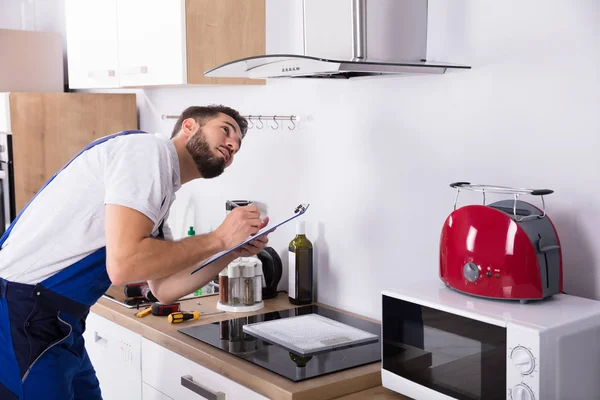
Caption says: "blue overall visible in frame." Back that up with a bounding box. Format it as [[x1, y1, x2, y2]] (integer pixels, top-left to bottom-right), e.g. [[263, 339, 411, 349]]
[[0, 130, 147, 399]]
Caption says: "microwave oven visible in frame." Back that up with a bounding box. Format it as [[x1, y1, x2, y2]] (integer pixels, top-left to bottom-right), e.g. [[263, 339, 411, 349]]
[[381, 280, 600, 400]]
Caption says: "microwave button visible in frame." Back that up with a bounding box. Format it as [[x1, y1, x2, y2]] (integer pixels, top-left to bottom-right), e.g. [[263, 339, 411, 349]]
[[511, 383, 535, 400], [510, 346, 536, 375], [463, 262, 480, 282]]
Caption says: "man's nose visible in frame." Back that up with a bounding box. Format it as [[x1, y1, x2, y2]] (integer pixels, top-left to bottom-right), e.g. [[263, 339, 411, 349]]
[[227, 140, 239, 154]]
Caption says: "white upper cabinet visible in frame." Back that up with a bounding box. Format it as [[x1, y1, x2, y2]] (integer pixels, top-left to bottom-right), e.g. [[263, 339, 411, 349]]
[[116, 0, 187, 87], [65, 0, 121, 89], [65, 0, 266, 89]]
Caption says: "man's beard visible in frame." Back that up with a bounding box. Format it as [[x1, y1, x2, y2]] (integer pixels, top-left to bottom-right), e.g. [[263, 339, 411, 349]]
[[185, 128, 226, 179]]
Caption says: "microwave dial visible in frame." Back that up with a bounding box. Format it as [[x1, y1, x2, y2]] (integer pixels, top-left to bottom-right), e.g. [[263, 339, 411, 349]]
[[510, 346, 536, 375], [511, 383, 535, 400]]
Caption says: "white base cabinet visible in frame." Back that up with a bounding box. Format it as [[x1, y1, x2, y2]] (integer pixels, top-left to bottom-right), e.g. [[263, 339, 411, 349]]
[[83, 312, 143, 400], [84, 312, 267, 400], [143, 383, 174, 400], [142, 338, 268, 400]]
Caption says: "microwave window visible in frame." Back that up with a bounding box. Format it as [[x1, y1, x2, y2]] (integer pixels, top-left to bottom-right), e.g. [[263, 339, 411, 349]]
[[382, 295, 506, 400]]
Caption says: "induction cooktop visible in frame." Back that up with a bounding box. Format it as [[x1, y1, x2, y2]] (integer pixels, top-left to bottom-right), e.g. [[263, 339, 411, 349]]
[[178, 305, 381, 382]]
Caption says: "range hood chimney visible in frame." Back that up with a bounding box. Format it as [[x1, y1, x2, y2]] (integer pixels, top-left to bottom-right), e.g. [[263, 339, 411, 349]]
[[204, 0, 470, 80]]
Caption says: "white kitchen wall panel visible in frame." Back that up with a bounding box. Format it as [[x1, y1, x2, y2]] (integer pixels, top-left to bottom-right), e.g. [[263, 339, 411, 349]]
[[134, 0, 600, 322], [47, 0, 600, 321]]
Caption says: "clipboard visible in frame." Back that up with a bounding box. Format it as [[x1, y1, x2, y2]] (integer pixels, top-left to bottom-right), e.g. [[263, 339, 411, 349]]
[[190, 203, 310, 274]]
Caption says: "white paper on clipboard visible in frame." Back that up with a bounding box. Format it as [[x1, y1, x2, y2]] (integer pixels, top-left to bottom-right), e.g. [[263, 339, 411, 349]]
[[190, 203, 310, 274]]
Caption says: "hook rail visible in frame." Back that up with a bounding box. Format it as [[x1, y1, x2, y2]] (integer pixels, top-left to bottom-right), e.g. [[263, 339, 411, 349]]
[[161, 114, 299, 130]]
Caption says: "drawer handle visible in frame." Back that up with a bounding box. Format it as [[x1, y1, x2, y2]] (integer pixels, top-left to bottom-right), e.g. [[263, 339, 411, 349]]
[[181, 375, 225, 400], [122, 66, 148, 75]]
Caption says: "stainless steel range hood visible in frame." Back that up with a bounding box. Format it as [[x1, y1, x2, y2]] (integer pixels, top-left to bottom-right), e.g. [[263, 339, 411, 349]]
[[205, 0, 470, 80]]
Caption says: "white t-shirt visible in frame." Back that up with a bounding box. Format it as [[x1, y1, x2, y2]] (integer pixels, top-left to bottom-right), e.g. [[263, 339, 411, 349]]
[[0, 132, 181, 284]]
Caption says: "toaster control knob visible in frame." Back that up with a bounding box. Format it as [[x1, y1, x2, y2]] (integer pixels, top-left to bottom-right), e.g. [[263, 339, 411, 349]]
[[511, 383, 535, 400], [463, 262, 479, 282], [511, 346, 535, 374]]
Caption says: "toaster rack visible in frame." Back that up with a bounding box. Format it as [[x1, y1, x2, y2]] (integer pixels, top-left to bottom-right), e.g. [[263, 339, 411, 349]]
[[449, 182, 554, 222]]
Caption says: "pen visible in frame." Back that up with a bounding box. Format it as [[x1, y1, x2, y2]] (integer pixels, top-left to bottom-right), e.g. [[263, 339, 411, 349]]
[[226, 200, 240, 209]]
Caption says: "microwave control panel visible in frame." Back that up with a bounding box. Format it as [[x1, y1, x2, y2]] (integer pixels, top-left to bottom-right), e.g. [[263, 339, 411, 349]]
[[507, 324, 540, 400]]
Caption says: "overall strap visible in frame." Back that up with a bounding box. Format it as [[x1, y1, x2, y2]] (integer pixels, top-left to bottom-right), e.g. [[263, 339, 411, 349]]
[[0, 130, 147, 247]]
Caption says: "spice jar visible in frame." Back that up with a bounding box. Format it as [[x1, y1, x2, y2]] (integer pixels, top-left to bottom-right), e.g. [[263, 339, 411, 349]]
[[242, 262, 255, 306], [218, 267, 229, 304], [254, 258, 263, 303], [228, 260, 241, 305]]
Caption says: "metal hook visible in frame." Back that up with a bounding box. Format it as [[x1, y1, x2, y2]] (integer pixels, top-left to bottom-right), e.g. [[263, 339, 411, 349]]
[[288, 116, 296, 130], [257, 115, 264, 129], [247, 115, 254, 129], [271, 116, 279, 130]]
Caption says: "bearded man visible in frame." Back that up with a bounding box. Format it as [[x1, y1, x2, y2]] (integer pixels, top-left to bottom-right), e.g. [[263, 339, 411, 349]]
[[0, 105, 270, 399]]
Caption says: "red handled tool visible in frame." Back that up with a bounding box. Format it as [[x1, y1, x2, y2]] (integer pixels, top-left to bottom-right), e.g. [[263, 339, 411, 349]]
[[151, 303, 180, 316]]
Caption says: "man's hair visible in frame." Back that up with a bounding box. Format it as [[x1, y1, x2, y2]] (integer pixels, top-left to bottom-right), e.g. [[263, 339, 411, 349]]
[[170, 105, 248, 139]]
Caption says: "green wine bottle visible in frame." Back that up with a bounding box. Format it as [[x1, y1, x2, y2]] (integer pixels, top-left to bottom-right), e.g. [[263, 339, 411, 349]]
[[288, 221, 313, 305]]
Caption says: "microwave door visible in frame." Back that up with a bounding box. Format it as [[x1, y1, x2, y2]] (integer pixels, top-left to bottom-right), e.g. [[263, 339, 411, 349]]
[[382, 295, 507, 400]]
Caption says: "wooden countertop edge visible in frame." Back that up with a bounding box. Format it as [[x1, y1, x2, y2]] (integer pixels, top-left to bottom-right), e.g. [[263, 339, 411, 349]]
[[91, 293, 383, 400]]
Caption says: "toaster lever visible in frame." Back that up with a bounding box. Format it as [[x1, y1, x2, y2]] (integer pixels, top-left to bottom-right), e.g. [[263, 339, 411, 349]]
[[538, 237, 560, 252]]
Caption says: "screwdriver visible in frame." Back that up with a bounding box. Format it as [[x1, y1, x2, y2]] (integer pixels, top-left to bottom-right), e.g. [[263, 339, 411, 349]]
[[134, 306, 152, 318], [168, 311, 200, 324]]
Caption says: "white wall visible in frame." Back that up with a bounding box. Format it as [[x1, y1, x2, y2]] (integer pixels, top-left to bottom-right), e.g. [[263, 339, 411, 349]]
[[135, 0, 600, 320], [5, 0, 599, 320]]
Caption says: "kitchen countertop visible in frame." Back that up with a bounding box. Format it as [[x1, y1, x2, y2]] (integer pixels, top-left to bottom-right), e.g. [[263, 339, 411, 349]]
[[92, 289, 411, 400]]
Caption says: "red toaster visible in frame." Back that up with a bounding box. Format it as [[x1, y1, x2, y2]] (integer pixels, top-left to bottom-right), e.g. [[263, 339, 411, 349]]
[[439, 182, 562, 303]]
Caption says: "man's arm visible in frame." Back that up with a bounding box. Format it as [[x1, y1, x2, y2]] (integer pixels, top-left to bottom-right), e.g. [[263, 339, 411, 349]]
[[148, 235, 270, 304], [104, 203, 264, 286]]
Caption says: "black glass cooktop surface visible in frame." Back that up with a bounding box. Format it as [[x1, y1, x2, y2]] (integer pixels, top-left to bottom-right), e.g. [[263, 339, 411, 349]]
[[178, 305, 381, 382]]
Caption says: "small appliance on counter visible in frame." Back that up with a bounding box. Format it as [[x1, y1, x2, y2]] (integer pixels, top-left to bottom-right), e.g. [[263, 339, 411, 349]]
[[381, 280, 600, 400], [256, 247, 282, 299], [440, 182, 562, 303]]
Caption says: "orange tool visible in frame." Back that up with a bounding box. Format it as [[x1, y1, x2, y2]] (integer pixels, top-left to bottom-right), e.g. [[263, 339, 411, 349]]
[[134, 306, 152, 318], [168, 311, 200, 324]]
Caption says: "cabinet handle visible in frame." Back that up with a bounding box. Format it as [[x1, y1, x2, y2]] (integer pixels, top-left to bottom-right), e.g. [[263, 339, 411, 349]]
[[87, 69, 116, 78], [122, 66, 148, 75], [181, 375, 225, 400], [94, 331, 108, 346]]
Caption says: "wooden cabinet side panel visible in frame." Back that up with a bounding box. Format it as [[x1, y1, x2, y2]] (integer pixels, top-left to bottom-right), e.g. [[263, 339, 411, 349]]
[[9, 93, 137, 212], [186, 0, 266, 86]]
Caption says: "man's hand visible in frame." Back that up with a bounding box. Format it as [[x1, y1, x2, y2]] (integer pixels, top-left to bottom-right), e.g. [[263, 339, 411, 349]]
[[214, 205, 266, 249], [231, 235, 270, 258]]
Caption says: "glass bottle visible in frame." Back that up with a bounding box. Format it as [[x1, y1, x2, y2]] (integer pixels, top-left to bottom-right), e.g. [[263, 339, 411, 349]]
[[228, 261, 241, 305], [288, 221, 313, 305], [254, 258, 263, 303], [242, 262, 255, 306], [218, 267, 229, 304]]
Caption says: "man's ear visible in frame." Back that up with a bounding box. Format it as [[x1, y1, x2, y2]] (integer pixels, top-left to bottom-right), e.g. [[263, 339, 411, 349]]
[[180, 118, 197, 140]]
